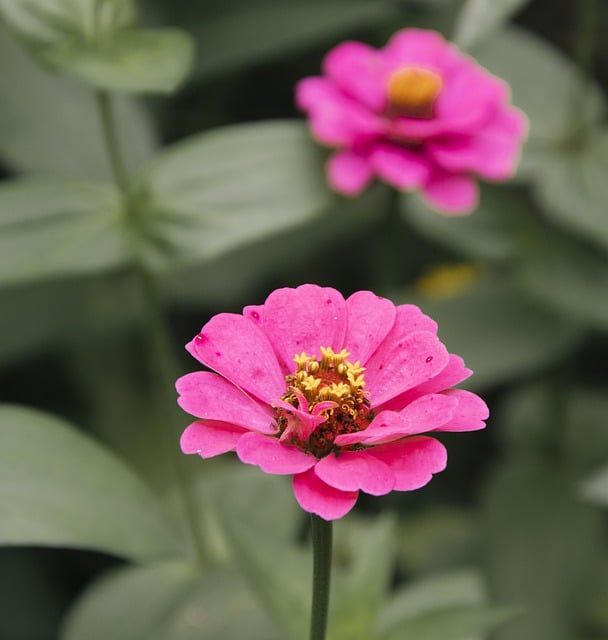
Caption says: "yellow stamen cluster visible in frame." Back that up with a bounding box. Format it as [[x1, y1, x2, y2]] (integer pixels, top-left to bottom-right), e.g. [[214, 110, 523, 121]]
[[278, 347, 374, 457], [387, 66, 442, 119]]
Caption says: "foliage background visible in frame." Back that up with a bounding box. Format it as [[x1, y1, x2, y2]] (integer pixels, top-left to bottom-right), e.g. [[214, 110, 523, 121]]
[[1, 0, 608, 639]]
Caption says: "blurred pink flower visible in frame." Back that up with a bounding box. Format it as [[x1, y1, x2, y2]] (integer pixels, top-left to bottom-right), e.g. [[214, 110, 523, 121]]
[[296, 29, 527, 214], [178, 284, 488, 520]]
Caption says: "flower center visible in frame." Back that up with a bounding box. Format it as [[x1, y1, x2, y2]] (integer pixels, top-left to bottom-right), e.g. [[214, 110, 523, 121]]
[[386, 66, 442, 119], [274, 347, 374, 457]]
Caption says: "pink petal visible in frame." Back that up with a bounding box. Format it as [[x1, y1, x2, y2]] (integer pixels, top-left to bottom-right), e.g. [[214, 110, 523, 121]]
[[365, 330, 449, 408], [428, 107, 528, 180], [369, 436, 447, 490], [261, 285, 347, 372], [434, 389, 488, 432], [336, 393, 457, 446], [327, 150, 374, 196], [236, 432, 316, 475], [370, 143, 430, 190], [323, 41, 387, 112], [296, 77, 381, 146], [242, 304, 264, 325], [383, 29, 454, 73], [343, 290, 396, 364], [293, 468, 358, 520], [187, 314, 285, 405], [383, 354, 472, 410], [314, 450, 395, 495], [176, 372, 274, 433], [422, 170, 479, 215], [435, 63, 508, 130], [180, 421, 244, 457]]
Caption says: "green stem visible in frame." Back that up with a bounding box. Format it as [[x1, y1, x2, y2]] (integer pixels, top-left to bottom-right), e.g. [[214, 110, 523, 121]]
[[95, 90, 207, 565], [96, 90, 132, 199], [310, 515, 333, 640]]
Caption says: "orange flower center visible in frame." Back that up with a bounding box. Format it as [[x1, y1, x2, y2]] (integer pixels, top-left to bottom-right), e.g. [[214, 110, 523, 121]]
[[386, 66, 442, 119], [275, 347, 374, 457]]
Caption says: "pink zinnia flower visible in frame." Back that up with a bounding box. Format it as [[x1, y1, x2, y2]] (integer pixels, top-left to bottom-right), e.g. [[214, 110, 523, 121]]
[[296, 29, 527, 214], [178, 285, 488, 520]]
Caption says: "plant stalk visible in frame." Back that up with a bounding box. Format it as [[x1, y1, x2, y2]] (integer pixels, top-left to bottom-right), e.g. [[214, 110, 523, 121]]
[[310, 514, 333, 640], [95, 89, 206, 565]]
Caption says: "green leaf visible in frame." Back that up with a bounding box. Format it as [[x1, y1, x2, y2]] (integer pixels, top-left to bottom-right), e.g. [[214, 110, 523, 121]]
[[0, 404, 182, 561], [377, 570, 517, 640], [518, 230, 608, 329], [329, 517, 396, 639], [481, 458, 604, 640], [454, 0, 530, 50], [46, 28, 195, 94], [0, 178, 130, 288], [0, 24, 157, 179], [0, 0, 136, 49], [137, 120, 331, 271], [532, 131, 608, 251], [201, 465, 309, 640], [473, 27, 604, 144], [192, 0, 398, 79], [408, 276, 582, 389], [582, 466, 608, 508], [61, 563, 281, 640]]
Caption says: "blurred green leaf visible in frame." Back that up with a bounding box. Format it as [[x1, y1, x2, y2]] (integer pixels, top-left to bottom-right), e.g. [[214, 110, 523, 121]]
[[329, 517, 396, 639], [192, 0, 398, 79], [46, 28, 194, 94], [532, 131, 608, 251], [409, 276, 582, 389], [377, 569, 516, 640], [0, 178, 129, 288], [582, 467, 608, 508], [0, 0, 136, 49], [202, 466, 308, 640], [137, 120, 331, 271], [161, 182, 387, 308], [0, 24, 157, 179], [519, 230, 608, 329], [0, 404, 182, 560], [481, 457, 604, 640], [473, 26, 604, 144], [0, 0, 192, 93], [61, 562, 281, 640], [454, 0, 530, 50]]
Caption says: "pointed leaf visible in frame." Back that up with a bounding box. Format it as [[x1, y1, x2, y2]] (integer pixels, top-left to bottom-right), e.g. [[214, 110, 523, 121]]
[[0, 178, 129, 288], [473, 27, 604, 143], [61, 563, 281, 640], [329, 517, 397, 639], [454, 0, 531, 50], [533, 131, 608, 251], [46, 28, 195, 94], [137, 120, 331, 271], [0, 405, 182, 560], [0, 24, 156, 179], [409, 276, 582, 389], [378, 569, 517, 640]]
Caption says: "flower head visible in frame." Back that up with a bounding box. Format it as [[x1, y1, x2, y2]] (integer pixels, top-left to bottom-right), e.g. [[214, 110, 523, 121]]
[[296, 29, 527, 214], [178, 284, 488, 520]]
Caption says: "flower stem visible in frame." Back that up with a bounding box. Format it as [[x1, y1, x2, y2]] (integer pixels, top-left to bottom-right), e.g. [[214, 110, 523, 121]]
[[310, 514, 333, 640], [95, 89, 206, 565], [96, 90, 132, 199]]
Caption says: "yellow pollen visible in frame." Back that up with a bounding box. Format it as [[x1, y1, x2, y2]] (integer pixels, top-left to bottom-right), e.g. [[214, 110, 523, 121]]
[[275, 347, 374, 457], [387, 66, 442, 119]]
